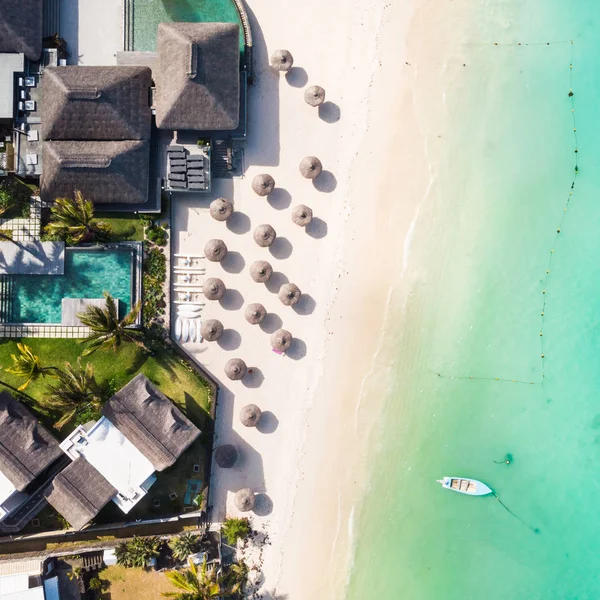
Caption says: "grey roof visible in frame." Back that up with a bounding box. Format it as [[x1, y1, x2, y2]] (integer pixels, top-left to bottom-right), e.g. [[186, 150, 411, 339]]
[[42, 66, 152, 141], [155, 22, 240, 131], [41, 140, 150, 205], [103, 374, 200, 471], [44, 456, 117, 530], [0, 0, 42, 60], [0, 391, 61, 491]]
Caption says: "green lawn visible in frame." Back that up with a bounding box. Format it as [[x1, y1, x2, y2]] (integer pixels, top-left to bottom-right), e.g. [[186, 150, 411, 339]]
[[92, 212, 145, 241]]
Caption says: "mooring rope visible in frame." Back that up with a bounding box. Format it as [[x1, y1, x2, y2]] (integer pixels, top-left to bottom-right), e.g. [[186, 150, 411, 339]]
[[492, 491, 540, 534]]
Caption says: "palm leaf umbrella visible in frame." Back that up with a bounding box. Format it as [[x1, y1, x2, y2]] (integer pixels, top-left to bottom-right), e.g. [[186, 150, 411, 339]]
[[240, 404, 262, 427], [234, 488, 255, 512], [278, 283, 301, 306], [304, 85, 326, 107], [270, 49, 294, 72], [204, 239, 228, 262], [215, 444, 238, 468], [202, 278, 226, 301], [252, 174, 275, 197], [225, 358, 247, 381], [249, 260, 273, 283], [209, 198, 233, 222], [271, 328, 293, 352], [253, 224, 276, 247], [245, 303, 266, 325], [292, 204, 313, 227], [299, 156, 322, 179], [201, 319, 224, 341]]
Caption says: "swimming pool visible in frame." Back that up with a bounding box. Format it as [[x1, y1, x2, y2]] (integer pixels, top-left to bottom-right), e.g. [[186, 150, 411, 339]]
[[10, 248, 134, 324], [130, 0, 245, 53]]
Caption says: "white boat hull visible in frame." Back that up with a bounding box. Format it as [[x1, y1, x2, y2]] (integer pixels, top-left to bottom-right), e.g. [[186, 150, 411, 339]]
[[437, 476, 493, 496], [174, 318, 182, 341], [181, 319, 190, 343]]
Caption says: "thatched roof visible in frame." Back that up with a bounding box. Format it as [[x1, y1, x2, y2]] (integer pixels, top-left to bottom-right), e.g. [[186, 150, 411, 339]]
[[155, 22, 240, 131], [44, 457, 117, 530], [103, 374, 200, 472], [279, 283, 302, 306], [252, 174, 275, 196], [0, 392, 61, 492], [270, 49, 293, 72], [215, 444, 238, 469], [245, 303, 266, 325], [253, 224, 276, 247], [42, 66, 152, 142], [271, 329, 292, 352], [291, 204, 313, 227], [0, 0, 42, 60], [225, 358, 247, 381], [304, 85, 326, 107], [249, 260, 273, 283], [202, 277, 226, 301], [210, 198, 233, 221], [234, 488, 255, 512], [240, 404, 262, 427], [41, 140, 150, 205], [201, 319, 223, 341], [204, 239, 228, 262], [299, 156, 322, 179]]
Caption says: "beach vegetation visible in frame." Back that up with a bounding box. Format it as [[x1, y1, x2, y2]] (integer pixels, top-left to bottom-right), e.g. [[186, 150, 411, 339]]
[[0, 176, 32, 218], [169, 533, 202, 562], [43, 358, 102, 429], [77, 292, 147, 356], [163, 557, 225, 599], [222, 517, 251, 545], [146, 223, 168, 246], [5, 342, 57, 390], [115, 536, 161, 568], [143, 245, 167, 329], [44, 191, 112, 244]]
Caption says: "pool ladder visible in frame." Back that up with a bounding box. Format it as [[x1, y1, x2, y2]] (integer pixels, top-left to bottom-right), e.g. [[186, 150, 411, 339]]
[[0, 276, 15, 323]]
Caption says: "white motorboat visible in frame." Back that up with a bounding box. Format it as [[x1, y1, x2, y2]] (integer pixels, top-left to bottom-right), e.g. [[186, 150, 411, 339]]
[[188, 319, 196, 343], [181, 319, 190, 343], [174, 318, 182, 341], [437, 477, 493, 496]]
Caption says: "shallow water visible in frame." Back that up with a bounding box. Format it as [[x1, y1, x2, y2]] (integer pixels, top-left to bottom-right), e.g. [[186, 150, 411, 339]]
[[346, 2, 600, 598]]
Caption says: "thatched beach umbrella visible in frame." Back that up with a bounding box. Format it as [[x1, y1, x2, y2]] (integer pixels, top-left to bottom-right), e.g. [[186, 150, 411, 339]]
[[225, 358, 247, 381], [271, 328, 293, 352], [240, 404, 262, 427], [249, 260, 273, 283], [304, 85, 326, 107], [245, 303, 266, 325], [215, 444, 238, 468], [204, 239, 228, 262], [252, 173, 275, 196], [292, 204, 313, 227], [299, 156, 323, 179], [202, 277, 226, 301], [254, 224, 276, 248], [270, 49, 294, 72], [201, 319, 224, 341], [278, 283, 301, 306], [210, 198, 233, 222], [235, 488, 255, 512]]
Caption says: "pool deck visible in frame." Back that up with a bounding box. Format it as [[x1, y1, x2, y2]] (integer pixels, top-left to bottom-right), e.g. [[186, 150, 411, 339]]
[[0, 241, 64, 275], [61, 298, 113, 326]]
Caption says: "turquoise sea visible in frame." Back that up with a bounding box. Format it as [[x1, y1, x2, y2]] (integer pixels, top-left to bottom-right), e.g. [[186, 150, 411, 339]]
[[347, 2, 600, 599]]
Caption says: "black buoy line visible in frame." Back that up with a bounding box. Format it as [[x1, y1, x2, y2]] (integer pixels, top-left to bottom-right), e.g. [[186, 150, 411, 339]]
[[435, 40, 578, 387]]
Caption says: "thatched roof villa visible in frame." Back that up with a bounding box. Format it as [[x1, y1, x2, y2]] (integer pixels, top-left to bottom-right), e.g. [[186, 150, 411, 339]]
[[0, 0, 42, 60], [44, 374, 200, 529]]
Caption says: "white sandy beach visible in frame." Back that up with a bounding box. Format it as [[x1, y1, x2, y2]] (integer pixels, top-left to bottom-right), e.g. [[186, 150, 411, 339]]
[[172, 0, 439, 596]]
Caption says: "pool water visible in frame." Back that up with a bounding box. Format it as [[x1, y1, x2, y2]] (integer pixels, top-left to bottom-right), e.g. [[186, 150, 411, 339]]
[[131, 0, 245, 53], [11, 249, 133, 324]]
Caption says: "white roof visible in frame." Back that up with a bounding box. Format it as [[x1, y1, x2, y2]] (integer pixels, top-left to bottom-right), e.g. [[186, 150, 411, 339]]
[[0, 588, 44, 600], [0, 574, 28, 595], [0, 53, 24, 120], [103, 549, 117, 566], [65, 417, 155, 500], [0, 561, 41, 578]]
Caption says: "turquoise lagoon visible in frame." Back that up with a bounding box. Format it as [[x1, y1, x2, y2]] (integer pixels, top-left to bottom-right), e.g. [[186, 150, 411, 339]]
[[347, 2, 600, 599]]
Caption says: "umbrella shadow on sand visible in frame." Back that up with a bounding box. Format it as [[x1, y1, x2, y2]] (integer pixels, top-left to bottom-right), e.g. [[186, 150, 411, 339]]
[[227, 211, 251, 234], [285, 67, 308, 88], [319, 101, 341, 123]]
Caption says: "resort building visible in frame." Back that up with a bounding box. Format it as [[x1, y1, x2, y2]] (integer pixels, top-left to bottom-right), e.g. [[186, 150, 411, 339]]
[[0, 391, 62, 524], [0, 558, 60, 600], [44, 374, 200, 529]]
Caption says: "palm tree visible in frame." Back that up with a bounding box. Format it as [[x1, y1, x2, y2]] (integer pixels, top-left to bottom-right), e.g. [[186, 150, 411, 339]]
[[224, 562, 248, 597], [43, 358, 102, 429], [169, 533, 202, 562], [5, 343, 57, 390], [115, 536, 161, 568], [164, 558, 232, 599], [44, 190, 111, 244], [77, 292, 147, 356], [222, 518, 251, 546]]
